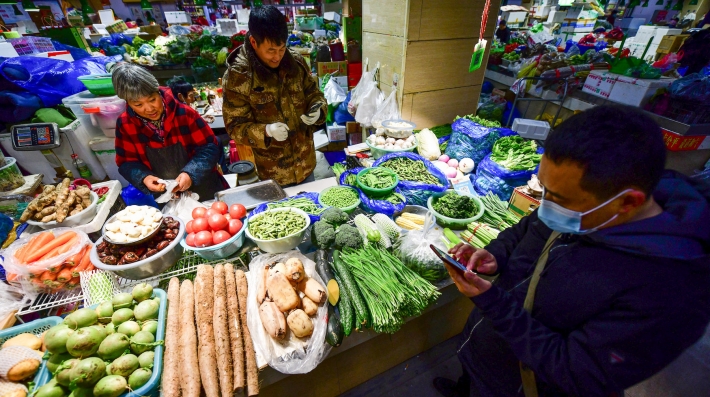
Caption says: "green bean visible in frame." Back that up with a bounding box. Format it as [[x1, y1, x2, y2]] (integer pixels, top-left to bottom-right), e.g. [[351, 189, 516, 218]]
[[248, 210, 307, 240], [320, 187, 359, 208], [345, 173, 357, 186], [381, 192, 405, 205], [267, 197, 324, 215], [380, 157, 443, 186], [359, 168, 397, 189]]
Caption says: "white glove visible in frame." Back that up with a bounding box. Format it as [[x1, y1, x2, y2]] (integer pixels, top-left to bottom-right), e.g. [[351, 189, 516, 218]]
[[300, 109, 321, 125], [266, 123, 289, 141]]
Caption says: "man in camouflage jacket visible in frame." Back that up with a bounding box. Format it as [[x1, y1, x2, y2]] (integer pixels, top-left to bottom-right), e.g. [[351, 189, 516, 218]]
[[222, 6, 326, 186]]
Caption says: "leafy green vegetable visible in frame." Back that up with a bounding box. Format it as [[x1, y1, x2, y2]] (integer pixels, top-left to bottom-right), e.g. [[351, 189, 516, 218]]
[[432, 192, 478, 219], [490, 136, 542, 171], [454, 114, 502, 128], [359, 168, 397, 190], [380, 157, 442, 186]]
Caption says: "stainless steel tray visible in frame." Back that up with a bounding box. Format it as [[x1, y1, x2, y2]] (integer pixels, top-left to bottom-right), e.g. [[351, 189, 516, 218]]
[[215, 180, 288, 210]]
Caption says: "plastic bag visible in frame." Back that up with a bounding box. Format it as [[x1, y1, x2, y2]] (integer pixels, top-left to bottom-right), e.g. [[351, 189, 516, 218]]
[[473, 153, 540, 200], [475, 95, 507, 123], [251, 192, 325, 224], [1, 228, 90, 277], [373, 152, 448, 206], [358, 187, 407, 216], [394, 212, 448, 282], [653, 52, 681, 73], [354, 76, 383, 127], [0, 282, 35, 323], [348, 61, 378, 116], [324, 77, 347, 105], [334, 92, 356, 124], [371, 89, 401, 129], [668, 73, 710, 101], [444, 118, 501, 163], [246, 250, 331, 374], [161, 192, 205, 224]]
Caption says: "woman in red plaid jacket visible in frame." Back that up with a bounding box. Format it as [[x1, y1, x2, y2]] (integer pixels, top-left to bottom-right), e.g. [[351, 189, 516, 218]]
[[112, 63, 227, 201]]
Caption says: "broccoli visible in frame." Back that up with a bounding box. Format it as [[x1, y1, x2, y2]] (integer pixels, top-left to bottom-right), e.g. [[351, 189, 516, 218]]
[[312, 220, 336, 249], [321, 207, 350, 226], [334, 224, 363, 249]]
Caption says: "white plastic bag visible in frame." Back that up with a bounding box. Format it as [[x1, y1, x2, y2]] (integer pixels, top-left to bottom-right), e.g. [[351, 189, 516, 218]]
[[0, 228, 90, 277], [323, 77, 347, 105], [0, 283, 35, 323], [246, 250, 331, 374], [371, 89, 401, 129], [394, 212, 449, 282], [354, 79, 384, 127], [161, 192, 206, 224], [155, 179, 179, 203], [348, 61, 379, 116]]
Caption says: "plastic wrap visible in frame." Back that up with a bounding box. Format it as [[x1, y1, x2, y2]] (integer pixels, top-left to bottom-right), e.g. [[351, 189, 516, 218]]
[[358, 187, 406, 216], [444, 118, 501, 163], [393, 211, 448, 282], [669, 73, 710, 101], [348, 62, 378, 116], [473, 153, 540, 200], [1, 228, 90, 277], [339, 167, 363, 187], [251, 192, 324, 224], [373, 152, 448, 206], [246, 250, 331, 374], [371, 90, 401, 129]]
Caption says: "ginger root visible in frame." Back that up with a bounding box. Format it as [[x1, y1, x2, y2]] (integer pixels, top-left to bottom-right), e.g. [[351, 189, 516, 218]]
[[75, 186, 92, 208]]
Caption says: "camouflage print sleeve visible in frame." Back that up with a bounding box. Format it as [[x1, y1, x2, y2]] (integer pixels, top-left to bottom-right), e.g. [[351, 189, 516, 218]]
[[295, 53, 327, 125], [222, 73, 271, 150]]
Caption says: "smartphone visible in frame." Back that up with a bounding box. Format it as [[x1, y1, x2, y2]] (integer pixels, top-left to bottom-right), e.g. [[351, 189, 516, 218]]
[[430, 244, 478, 274], [308, 103, 321, 114]]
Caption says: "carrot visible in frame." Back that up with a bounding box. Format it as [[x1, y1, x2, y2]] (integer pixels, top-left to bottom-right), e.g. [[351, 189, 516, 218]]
[[180, 279, 201, 397], [213, 265, 233, 397], [56, 267, 74, 283], [5, 273, 18, 282], [49, 281, 65, 293], [224, 263, 245, 393], [162, 278, 181, 397], [56, 236, 80, 255], [25, 231, 76, 263], [17, 232, 54, 263], [39, 246, 63, 262], [48, 263, 65, 274], [65, 245, 87, 267], [195, 265, 219, 397], [65, 277, 81, 290], [236, 269, 259, 397], [72, 248, 92, 278], [39, 271, 57, 282]]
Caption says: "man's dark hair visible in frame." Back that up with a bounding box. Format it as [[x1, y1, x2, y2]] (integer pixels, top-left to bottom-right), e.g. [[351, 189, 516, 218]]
[[499, 20, 506, 26], [166, 76, 194, 102], [249, 6, 288, 46], [544, 105, 666, 200]]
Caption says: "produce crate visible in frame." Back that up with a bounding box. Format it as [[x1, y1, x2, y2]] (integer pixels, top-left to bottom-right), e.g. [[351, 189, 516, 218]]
[[0, 317, 63, 386], [106, 20, 128, 34], [6, 37, 54, 56], [34, 289, 167, 397]]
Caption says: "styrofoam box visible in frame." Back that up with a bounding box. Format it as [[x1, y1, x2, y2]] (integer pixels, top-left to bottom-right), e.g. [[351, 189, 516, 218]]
[[512, 119, 551, 140], [607, 76, 675, 108], [547, 10, 566, 23], [541, 0, 558, 5], [582, 70, 619, 100], [324, 11, 341, 24], [537, 5, 553, 18], [327, 124, 346, 142], [503, 11, 528, 25]]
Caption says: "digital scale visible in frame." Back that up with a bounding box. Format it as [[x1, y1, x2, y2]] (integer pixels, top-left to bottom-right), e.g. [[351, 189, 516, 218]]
[[10, 123, 62, 151]]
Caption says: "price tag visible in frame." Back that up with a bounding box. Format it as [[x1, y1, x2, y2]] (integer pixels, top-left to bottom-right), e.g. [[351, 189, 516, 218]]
[[453, 179, 476, 196]]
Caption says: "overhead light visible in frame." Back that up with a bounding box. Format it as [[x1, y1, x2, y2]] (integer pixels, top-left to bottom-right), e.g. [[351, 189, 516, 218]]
[[0, 0, 17, 4], [22, 0, 39, 12], [141, 0, 153, 10]]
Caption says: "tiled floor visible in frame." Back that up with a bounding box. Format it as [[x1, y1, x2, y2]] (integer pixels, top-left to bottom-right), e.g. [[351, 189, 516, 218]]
[[341, 325, 710, 397]]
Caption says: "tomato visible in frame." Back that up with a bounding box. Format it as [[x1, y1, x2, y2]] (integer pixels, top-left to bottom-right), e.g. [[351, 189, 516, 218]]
[[229, 204, 247, 219], [186, 220, 194, 234], [213, 230, 232, 245], [192, 217, 209, 233], [205, 208, 219, 218], [195, 230, 213, 247], [208, 214, 228, 231], [228, 219, 243, 235], [186, 232, 196, 247], [192, 207, 207, 219], [224, 213, 231, 221], [211, 201, 228, 215]]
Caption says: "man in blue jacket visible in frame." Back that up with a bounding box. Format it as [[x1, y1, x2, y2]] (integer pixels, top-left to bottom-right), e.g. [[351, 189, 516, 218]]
[[436, 105, 710, 397]]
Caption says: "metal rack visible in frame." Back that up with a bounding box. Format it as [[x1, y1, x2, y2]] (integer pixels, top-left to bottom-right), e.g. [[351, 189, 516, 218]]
[[505, 77, 570, 129], [15, 250, 251, 322]]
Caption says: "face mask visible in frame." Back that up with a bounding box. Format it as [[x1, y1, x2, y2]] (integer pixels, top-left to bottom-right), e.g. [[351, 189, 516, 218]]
[[538, 188, 633, 234]]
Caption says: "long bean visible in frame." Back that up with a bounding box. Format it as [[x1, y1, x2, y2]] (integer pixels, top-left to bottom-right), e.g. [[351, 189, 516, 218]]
[[380, 157, 443, 186], [479, 192, 520, 230], [248, 210, 307, 240], [267, 197, 324, 215]]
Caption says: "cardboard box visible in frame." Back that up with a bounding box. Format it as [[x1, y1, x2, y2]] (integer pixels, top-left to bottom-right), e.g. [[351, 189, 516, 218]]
[[317, 61, 348, 77], [327, 124, 346, 142], [508, 187, 540, 218], [347, 122, 363, 145], [607, 76, 675, 108], [582, 70, 619, 100]]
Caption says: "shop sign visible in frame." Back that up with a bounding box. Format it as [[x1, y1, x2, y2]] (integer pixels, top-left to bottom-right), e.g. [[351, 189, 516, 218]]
[[662, 129, 710, 151]]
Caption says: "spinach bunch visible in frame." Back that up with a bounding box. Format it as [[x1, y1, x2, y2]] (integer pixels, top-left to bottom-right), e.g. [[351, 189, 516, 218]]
[[433, 192, 478, 219]]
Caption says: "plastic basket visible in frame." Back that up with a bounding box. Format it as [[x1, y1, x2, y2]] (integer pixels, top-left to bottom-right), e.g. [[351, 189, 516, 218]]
[[356, 167, 399, 197], [7, 37, 54, 55], [365, 140, 418, 160], [34, 289, 166, 397], [78, 74, 116, 96], [318, 186, 361, 214], [0, 316, 63, 386], [427, 190, 485, 230], [180, 218, 248, 261]]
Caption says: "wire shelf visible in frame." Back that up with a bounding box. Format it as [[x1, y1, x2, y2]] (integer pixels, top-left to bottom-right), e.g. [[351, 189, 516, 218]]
[[16, 250, 253, 320]]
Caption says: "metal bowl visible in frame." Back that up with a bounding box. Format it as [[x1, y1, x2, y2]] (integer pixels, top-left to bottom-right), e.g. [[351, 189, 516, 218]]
[[91, 217, 185, 280], [102, 206, 163, 246]]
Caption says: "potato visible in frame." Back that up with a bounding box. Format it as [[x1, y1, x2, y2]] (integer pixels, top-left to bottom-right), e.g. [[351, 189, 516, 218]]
[[7, 359, 40, 382], [287, 310, 313, 338], [284, 258, 305, 283], [266, 272, 300, 312], [301, 296, 318, 316], [2, 334, 42, 350], [259, 302, 286, 340], [0, 381, 27, 397], [298, 277, 327, 304]]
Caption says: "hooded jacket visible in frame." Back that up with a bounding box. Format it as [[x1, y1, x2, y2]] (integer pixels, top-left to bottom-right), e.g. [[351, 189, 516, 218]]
[[459, 171, 710, 397], [222, 36, 326, 186]]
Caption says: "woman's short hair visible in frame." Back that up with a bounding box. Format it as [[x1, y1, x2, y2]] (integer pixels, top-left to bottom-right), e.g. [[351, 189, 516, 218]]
[[112, 63, 159, 102]]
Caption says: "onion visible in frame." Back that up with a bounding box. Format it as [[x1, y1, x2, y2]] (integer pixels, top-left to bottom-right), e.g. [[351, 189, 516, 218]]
[[447, 159, 459, 168], [432, 161, 449, 173], [439, 154, 450, 163], [445, 168, 458, 179], [459, 158, 474, 173], [375, 136, 386, 145], [386, 137, 396, 144]]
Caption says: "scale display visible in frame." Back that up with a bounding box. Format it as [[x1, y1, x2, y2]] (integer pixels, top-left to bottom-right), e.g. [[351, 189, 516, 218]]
[[10, 123, 61, 151]]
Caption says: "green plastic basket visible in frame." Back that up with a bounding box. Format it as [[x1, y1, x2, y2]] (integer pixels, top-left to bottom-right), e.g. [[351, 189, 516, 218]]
[[78, 74, 115, 96], [427, 189, 485, 230], [0, 316, 64, 386], [356, 167, 399, 197], [34, 289, 167, 397], [318, 186, 361, 214]]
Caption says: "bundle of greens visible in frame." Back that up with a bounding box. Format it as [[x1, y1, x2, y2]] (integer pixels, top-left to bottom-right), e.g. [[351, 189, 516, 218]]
[[479, 192, 520, 230], [459, 222, 500, 249], [334, 246, 440, 334], [490, 136, 542, 171], [432, 192, 478, 219], [455, 115, 502, 128]]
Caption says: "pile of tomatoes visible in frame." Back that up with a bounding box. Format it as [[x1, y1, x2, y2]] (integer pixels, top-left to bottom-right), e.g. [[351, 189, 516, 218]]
[[185, 201, 247, 248]]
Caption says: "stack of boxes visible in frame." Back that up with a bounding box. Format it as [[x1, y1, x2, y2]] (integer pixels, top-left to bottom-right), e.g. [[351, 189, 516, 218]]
[[561, 5, 598, 34], [627, 26, 683, 62]]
